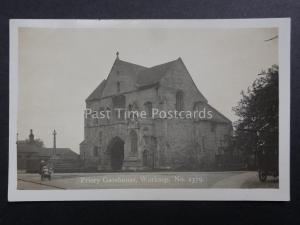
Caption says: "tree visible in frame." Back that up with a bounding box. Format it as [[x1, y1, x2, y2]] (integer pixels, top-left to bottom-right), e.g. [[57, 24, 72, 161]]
[[20, 138, 45, 147], [33, 138, 45, 147], [233, 65, 278, 160]]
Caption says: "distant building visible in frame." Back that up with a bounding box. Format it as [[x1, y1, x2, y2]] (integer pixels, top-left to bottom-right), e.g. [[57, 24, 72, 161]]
[[80, 54, 232, 171], [17, 130, 80, 173]]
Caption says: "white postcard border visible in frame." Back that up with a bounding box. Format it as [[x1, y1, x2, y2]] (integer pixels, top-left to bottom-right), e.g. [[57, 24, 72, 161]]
[[8, 18, 290, 201]]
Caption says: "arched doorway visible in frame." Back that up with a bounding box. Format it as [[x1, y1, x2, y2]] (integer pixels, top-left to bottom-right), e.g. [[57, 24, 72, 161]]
[[107, 137, 124, 171]]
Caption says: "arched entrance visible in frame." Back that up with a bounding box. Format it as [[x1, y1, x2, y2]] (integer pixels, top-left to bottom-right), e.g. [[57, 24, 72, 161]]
[[107, 137, 124, 171]]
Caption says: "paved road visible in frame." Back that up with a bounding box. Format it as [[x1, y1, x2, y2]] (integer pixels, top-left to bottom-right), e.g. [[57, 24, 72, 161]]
[[17, 171, 278, 190]]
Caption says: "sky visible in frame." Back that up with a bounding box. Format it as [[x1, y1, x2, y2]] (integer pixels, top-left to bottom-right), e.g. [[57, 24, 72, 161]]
[[18, 27, 278, 153]]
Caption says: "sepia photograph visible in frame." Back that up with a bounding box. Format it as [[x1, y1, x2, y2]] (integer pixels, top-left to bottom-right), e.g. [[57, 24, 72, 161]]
[[8, 19, 290, 201]]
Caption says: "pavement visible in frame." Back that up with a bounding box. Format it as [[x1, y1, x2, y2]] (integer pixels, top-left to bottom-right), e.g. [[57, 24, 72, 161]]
[[17, 171, 279, 190]]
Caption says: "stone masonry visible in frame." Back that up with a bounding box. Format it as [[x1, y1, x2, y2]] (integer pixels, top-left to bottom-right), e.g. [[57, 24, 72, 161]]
[[80, 54, 232, 171]]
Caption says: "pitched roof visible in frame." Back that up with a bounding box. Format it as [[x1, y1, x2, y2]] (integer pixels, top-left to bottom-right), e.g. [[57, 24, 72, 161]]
[[86, 57, 203, 101], [17, 142, 41, 154], [136, 59, 178, 87], [80, 140, 87, 145], [206, 103, 232, 124], [44, 148, 79, 158], [86, 79, 107, 101], [86, 59, 147, 101], [115, 59, 147, 81], [17, 143, 79, 159]]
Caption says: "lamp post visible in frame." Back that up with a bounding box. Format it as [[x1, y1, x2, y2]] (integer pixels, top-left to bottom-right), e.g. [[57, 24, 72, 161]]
[[52, 129, 57, 156]]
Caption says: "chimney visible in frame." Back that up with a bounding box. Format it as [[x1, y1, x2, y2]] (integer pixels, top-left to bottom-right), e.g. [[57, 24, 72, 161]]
[[29, 129, 34, 144]]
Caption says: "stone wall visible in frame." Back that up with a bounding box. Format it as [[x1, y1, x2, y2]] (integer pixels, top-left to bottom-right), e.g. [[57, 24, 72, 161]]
[[81, 59, 232, 171]]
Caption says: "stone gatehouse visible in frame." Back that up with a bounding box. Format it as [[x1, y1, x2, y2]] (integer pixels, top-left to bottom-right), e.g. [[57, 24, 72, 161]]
[[80, 53, 232, 171]]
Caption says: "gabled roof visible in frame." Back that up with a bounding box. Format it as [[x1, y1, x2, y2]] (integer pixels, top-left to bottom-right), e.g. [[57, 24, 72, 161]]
[[44, 148, 79, 158], [86, 79, 107, 101], [86, 59, 147, 101], [17, 142, 79, 159], [80, 140, 87, 145], [86, 57, 205, 102], [17, 142, 41, 154], [115, 59, 147, 81], [206, 103, 232, 124], [136, 59, 178, 87]]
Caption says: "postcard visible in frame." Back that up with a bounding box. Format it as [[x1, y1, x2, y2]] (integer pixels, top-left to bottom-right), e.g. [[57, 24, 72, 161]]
[[9, 19, 290, 201]]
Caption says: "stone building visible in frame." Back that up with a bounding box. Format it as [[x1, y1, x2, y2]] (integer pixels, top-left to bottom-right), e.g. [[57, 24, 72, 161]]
[[80, 53, 232, 171]]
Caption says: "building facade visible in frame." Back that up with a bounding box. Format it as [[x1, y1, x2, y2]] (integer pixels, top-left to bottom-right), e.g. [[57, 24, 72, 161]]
[[80, 54, 232, 171], [17, 130, 80, 172]]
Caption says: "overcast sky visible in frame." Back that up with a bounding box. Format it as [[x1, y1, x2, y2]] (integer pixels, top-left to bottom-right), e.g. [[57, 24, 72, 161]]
[[18, 27, 278, 153]]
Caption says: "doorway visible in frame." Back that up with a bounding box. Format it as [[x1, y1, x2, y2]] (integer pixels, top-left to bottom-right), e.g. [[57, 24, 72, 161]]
[[108, 137, 124, 171]]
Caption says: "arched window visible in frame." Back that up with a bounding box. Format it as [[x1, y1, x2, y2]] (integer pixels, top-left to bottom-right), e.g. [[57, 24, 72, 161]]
[[112, 95, 125, 120], [193, 102, 199, 111], [117, 81, 120, 93], [132, 102, 138, 110], [211, 122, 216, 132], [130, 130, 138, 155], [128, 104, 133, 111], [129, 102, 139, 120], [128, 104, 133, 119], [106, 107, 111, 120], [176, 90, 184, 111], [99, 131, 103, 145], [144, 101, 152, 118]]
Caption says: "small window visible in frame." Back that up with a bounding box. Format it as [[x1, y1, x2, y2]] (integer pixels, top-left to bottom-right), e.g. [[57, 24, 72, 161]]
[[129, 103, 139, 120], [176, 90, 184, 111], [93, 146, 98, 157], [99, 131, 102, 145], [193, 101, 201, 111], [106, 107, 111, 120], [112, 95, 125, 120], [130, 130, 138, 155], [117, 81, 120, 93], [144, 102, 153, 118], [128, 104, 133, 111]]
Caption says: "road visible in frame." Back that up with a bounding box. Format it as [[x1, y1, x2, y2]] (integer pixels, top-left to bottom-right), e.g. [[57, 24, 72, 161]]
[[17, 171, 278, 190]]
